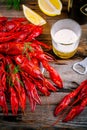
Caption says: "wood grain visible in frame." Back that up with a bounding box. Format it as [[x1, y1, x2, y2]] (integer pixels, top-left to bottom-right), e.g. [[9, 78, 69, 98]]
[[0, 0, 87, 129]]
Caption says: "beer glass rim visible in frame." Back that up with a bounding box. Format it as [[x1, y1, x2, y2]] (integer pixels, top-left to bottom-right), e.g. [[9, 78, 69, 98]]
[[51, 18, 82, 43]]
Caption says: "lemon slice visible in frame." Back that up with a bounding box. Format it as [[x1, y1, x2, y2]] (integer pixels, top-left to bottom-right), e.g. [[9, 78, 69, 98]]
[[38, 0, 62, 16], [22, 5, 46, 25]]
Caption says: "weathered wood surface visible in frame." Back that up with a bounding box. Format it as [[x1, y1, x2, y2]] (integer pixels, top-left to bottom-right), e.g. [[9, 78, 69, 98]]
[[0, 0, 87, 129]]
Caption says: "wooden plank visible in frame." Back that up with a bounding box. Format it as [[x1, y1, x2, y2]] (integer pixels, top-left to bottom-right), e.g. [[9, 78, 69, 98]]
[[0, 0, 87, 129], [0, 104, 87, 128]]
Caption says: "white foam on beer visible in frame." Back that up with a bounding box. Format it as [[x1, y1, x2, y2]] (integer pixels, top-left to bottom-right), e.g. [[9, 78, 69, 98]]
[[54, 29, 78, 53]]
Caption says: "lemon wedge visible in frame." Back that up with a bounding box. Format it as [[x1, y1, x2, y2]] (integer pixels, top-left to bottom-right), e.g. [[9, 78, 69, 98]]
[[22, 4, 46, 25], [38, 0, 62, 16]]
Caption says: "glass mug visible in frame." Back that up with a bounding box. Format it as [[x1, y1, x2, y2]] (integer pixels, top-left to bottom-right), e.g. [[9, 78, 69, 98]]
[[50, 19, 82, 59]]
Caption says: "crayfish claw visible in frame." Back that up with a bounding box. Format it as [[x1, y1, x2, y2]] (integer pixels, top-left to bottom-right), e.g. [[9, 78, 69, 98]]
[[63, 105, 84, 122], [54, 95, 72, 116]]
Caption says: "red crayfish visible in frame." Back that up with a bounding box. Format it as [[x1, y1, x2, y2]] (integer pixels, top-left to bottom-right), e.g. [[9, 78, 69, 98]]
[[0, 16, 63, 115], [54, 80, 87, 123]]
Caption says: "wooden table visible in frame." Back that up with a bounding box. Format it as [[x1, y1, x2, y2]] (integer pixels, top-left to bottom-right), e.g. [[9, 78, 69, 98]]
[[0, 0, 87, 129]]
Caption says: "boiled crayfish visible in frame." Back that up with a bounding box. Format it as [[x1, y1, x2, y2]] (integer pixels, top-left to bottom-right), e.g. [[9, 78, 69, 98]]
[[54, 80, 87, 122], [0, 16, 63, 115]]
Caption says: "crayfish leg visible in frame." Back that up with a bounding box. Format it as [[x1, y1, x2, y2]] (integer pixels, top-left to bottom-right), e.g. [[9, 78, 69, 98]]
[[0, 91, 8, 115]]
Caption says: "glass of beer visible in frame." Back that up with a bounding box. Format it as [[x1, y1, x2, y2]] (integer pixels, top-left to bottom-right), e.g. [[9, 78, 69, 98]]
[[50, 19, 82, 59]]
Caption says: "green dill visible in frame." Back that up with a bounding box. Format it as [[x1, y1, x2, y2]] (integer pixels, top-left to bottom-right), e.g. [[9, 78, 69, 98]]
[[5, 65, 10, 72], [7, 0, 21, 10], [6, 64, 13, 73], [23, 42, 33, 53], [13, 65, 20, 74], [7, 0, 13, 9], [13, 0, 21, 10], [6, 64, 21, 74], [16, 77, 24, 87], [6, 75, 14, 87], [23, 42, 34, 60], [25, 52, 30, 60]]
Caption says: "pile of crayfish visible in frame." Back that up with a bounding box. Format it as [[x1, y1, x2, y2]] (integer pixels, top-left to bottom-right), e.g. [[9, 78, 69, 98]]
[[0, 16, 63, 115]]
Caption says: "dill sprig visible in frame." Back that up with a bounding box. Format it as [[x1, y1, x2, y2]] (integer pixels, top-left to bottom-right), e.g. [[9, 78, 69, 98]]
[[23, 42, 33, 53], [6, 64, 20, 74], [13, 65, 20, 74], [7, 0, 21, 10], [23, 42, 34, 60]]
